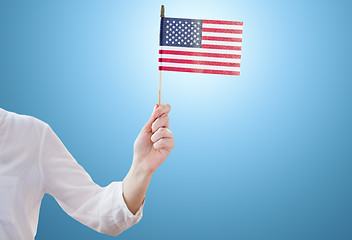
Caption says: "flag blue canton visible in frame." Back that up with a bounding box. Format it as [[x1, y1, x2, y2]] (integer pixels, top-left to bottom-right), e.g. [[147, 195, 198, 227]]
[[160, 17, 203, 48]]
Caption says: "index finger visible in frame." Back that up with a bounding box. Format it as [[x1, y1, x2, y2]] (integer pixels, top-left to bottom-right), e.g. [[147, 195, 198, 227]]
[[153, 104, 171, 120], [143, 104, 171, 132]]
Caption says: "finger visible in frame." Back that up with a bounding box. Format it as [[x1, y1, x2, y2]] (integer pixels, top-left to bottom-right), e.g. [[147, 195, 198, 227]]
[[153, 138, 175, 151], [151, 128, 173, 143], [149, 104, 171, 125], [152, 114, 169, 133], [142, 104, 159, 132], [143, 104, 171, 132]]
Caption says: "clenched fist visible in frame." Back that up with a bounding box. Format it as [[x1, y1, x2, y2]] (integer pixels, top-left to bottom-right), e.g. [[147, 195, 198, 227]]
[[133, 104, 174, 173]]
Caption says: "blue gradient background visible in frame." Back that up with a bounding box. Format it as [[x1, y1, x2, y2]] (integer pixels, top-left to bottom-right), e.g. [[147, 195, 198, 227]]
[[1, 0, 351, 239]]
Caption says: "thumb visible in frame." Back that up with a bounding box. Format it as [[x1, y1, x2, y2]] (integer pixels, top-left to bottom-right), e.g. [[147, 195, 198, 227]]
[[142, 104, 159, 132]]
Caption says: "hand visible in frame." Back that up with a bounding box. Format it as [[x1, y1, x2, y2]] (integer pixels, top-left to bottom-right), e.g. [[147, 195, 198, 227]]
[[122, 104, 174, 215], [133, 104, 175, 174], [123, 104, 175, 214]]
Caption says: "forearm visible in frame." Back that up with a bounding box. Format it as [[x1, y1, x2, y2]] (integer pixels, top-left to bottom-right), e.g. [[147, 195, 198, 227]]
[[123, 104, 174, 215], [122, 159, 153, 215]]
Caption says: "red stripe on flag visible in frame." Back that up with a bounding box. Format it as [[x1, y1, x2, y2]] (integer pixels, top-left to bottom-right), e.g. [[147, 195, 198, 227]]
[[159, 66, 240, 76], [202, 28, 242, 34], [159, 50, 241, 59], [203, 20, 243, 26], [201, 44, 242, 50], [159, 58, 240, 67], [202, 36, 243, 42]]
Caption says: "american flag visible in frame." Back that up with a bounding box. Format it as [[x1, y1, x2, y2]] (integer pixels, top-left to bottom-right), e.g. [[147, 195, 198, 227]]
[[159, 17, 243, 76]]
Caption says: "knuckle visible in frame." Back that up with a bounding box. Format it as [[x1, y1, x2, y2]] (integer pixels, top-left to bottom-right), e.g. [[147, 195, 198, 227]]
[[168, 129, 173, 137], [160, 127, 167, 135], [159, 115, 168, 126], [161, 104, 171, 113], [155, 140, 164, 149]]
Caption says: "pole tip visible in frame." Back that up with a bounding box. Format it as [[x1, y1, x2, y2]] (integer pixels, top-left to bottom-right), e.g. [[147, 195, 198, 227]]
[[160, 5, 165, 17]]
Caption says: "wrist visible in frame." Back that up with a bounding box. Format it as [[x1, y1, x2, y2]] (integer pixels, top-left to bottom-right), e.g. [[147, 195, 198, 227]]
[[122, 160, 152, 215], [132, 156, 155, 177], [130, 158, 154, 180]]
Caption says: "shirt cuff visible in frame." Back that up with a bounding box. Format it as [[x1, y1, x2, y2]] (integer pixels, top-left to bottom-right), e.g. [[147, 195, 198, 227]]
[[119, 181, 145, 222], [101, 181, 145, 236]]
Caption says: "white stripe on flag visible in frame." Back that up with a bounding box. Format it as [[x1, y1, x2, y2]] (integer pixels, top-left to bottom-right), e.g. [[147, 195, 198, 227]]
[[202, 32, 242, 38], [201, 40, 242, 46], [160, 46, 241, 55], [203, 34, 243, 38], [202, 23, 244, 30]]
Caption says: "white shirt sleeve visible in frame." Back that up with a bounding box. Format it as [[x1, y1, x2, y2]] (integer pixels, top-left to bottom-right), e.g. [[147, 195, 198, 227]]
[[38, 124, 144, 236]]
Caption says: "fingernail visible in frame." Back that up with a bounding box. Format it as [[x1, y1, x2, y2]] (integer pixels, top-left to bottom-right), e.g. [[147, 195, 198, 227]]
[[153, 104, 158, 111]]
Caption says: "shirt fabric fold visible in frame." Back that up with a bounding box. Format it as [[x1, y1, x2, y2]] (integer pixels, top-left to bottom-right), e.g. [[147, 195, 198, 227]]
[[0, 108, 143, 239]]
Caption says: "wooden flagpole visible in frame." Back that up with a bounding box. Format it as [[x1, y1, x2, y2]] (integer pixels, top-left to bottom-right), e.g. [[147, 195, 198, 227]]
[[159, 71, 162, 106], [159, 5, 165, 106]]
